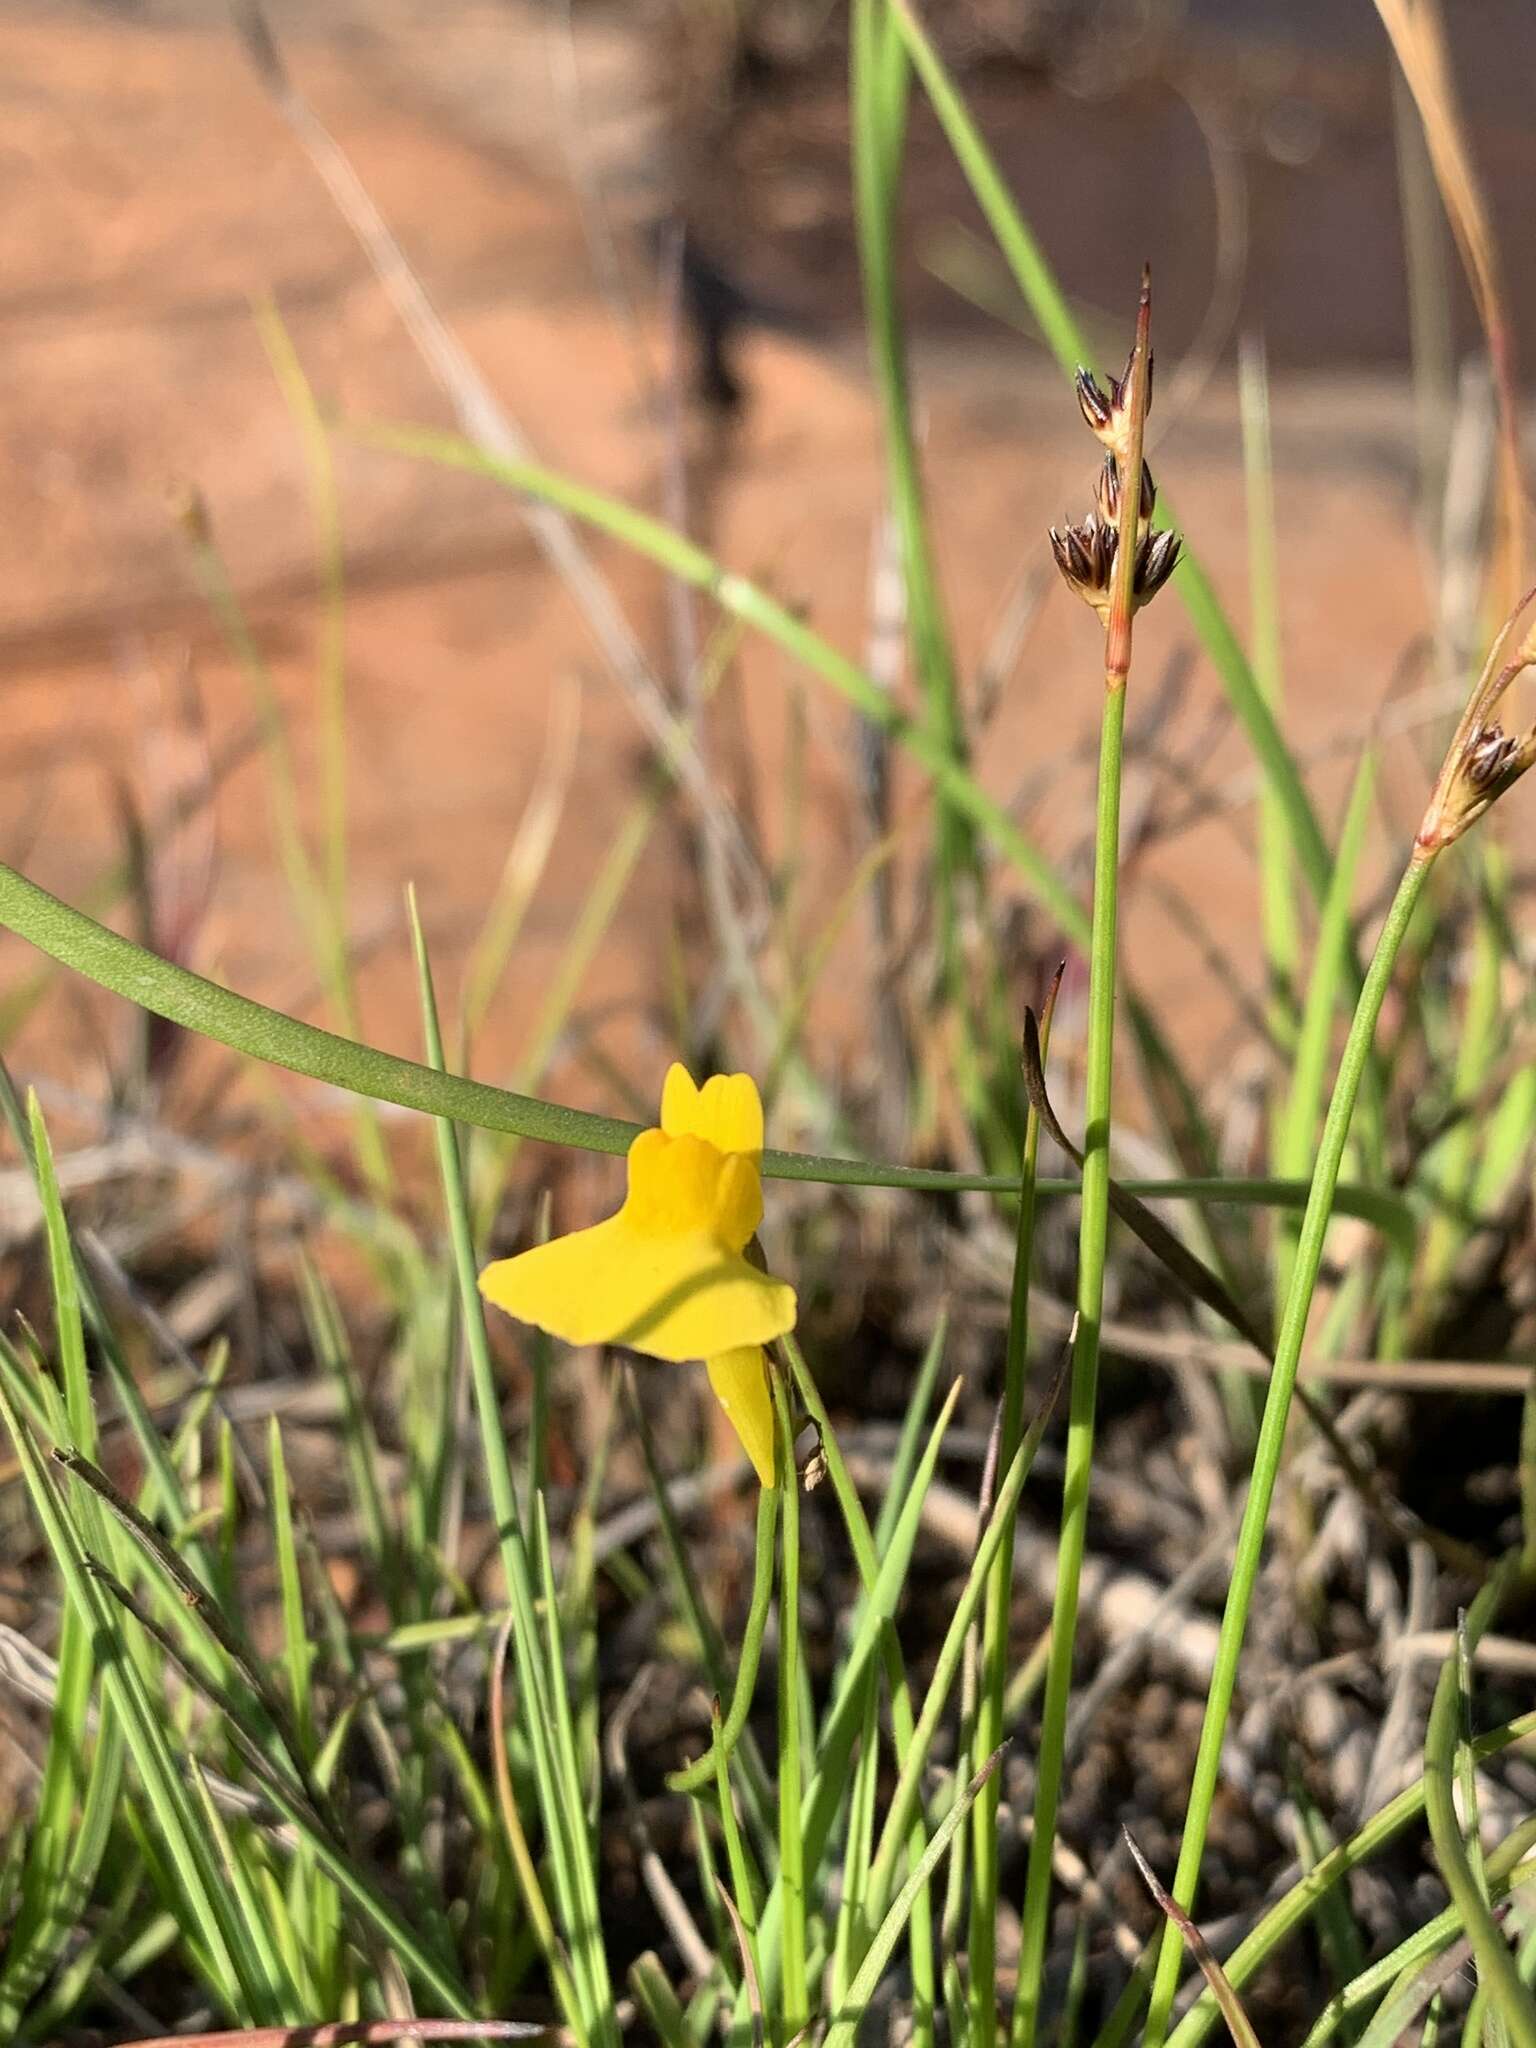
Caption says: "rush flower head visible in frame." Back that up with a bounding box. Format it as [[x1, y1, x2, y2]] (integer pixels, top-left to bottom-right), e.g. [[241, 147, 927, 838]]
[[1048, 515, 1181, 623], [1075, 343, 1155, 449], [1417, 582, 1536, 854], [479, 1064, 795, 1485], [1094, 450, 1156, 529]]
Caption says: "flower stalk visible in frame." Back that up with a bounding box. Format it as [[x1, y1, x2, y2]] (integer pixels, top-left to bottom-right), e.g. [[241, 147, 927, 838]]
[[1013, 270, 1174, 2048], [1141, 586, 1536, 2048]]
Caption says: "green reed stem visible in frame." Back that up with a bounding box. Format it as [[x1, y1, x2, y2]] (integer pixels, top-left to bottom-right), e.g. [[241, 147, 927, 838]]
[[1013, 261, 1150, 2048], [970, 990, 1052, 2035], [773, 1369, 808, 2041], [1011, 682, 1126, 2048], [668, 1485, 779, 1794], [882, 0, 1334, 913], [1423, 1562, 1536, 2048], [1158, 1707, 1536, 2048], [0, 853, 1404, 1228], [851, 0, 977, 1004], [1142, 852, 1435, 2048]]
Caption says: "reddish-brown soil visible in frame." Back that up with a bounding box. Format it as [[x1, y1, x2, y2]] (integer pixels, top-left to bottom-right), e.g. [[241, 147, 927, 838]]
[[3, 0, 1532, 1162]]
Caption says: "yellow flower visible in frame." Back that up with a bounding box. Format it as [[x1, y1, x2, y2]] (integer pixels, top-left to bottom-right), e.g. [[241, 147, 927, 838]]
[[479, 1065, 795, 1485]]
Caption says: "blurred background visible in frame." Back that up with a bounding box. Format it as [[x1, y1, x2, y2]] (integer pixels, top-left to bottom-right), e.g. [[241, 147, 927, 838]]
[[5, 0, 1535, 1145]]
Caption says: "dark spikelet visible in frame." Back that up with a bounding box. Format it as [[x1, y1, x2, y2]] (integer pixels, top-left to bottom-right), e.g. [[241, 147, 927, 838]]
[[1095, 454, 1156, 526], [1095, 454, 1118, 524], [1465, 726, 1520, 791], [1094, 520, 1119, 581], [1049, 514, 1121, 612], [1075, 368, 1113, 435], [1135, 529, 1182, 602]]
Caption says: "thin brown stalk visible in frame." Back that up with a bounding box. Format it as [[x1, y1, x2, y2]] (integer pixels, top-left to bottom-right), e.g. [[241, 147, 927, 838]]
[[1375, 0, 1525, 610]]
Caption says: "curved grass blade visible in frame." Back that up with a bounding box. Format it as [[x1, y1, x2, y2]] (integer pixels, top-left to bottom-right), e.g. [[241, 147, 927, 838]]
[[1022, 1007, 1267, 1351], [0, 856, 1416, 1229], [1159, 1711, 1536, 2048], [1125, 1830, 1264, 2048], [1423, 1570, 1536, 2048], [822, 1746, 1008, 2048], [667, 1485, 778, 1793]]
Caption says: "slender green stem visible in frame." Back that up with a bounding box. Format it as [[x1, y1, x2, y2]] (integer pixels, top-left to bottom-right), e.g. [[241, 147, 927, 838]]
[[0, 854, 1406, 1225], [712, 1710, 762, 1950], [667, 1486, 779, 1793], [1239, 336, 1300, 1037], [970, 998, 1051, 2034], [1424, 1563, 1536, 2048], [1011, 684, 1126, 2048], [881, 0, 1335, 911], [1159, 1707, 1536, 2048], [823, 1753, 1004, 2048], [851, 0, 976, 1011], [860, 1364, 1061, 1935], [1142, 853, 1436, 2048], [410, 901, 616, 2048], [1016, 266, 1152, 2048], [783, 1338, 937, 2036], [773, 1369, 807, 2040]]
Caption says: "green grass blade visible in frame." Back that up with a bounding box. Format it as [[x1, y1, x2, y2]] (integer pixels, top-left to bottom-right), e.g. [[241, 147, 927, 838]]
[[1416, 853, 1510, 1321], [824, 1748, 1005, 2048], [859, 1354, 1060, 1938], [773, 1370, 809, 2038], [0, 1650, 122, 2033], [1161, 1712, 1536, 2048], [350, 420, 1087, 945], [0, 1371, 254, 2015], [267, 1419, 317, 1764], [1423, 1570, 1536, 2048], [1239, 334, 1301, 1042], [1015, 673, 1128, 2048], [0, 851, 1422, 1222], [829, 1687, 882, 2010], [669, 1485, 779, 1794], [1274, 751, 1378, 1305], [1287, 1770, 1368, 2033], [187, 1764, 293, 2022], [1144, 856, 1438, 2048], [744, 1368, 961, 2016], [626, 1385, 774, 1856], [782, 1340, 939, 2027], [871, 1312, 949, 1555], [971, 980, 1054, 2035], [852, 0, 976, 1021], [406, 888, 616, 2048], [884, 0, 1334, 906], [711, 1704, 764, 1956]]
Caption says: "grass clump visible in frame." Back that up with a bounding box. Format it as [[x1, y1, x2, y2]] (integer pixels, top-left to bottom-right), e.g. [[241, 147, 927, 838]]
[[3, 9, 1536, 2048]]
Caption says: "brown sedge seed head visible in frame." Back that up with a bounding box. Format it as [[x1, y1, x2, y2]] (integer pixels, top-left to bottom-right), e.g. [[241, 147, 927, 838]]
[[1074, 343, 1155, 454], [1048, 516, 1182, 622], [1417, 718, 1536, 853], [1094, 452, 1156, 530], [1416, 584, 1536, 855]]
